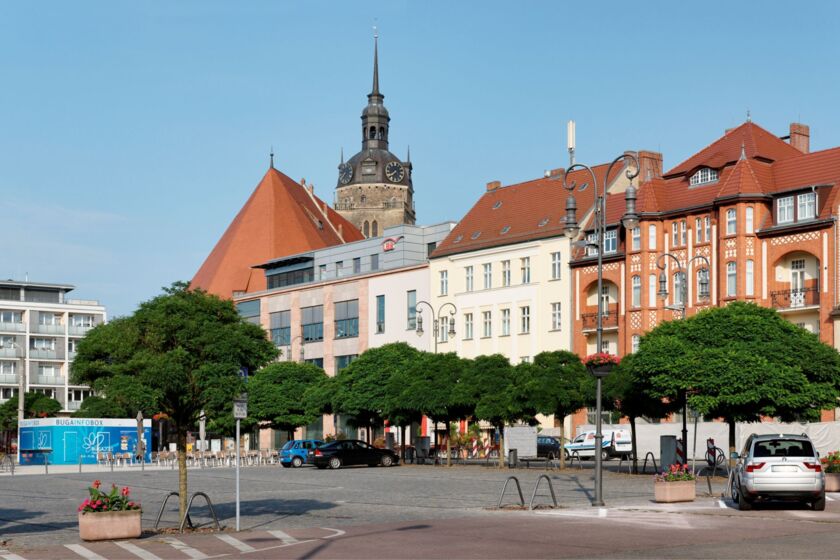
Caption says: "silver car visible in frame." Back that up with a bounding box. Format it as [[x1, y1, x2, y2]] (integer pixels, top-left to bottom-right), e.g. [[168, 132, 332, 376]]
[[731, 433, 825, 511]]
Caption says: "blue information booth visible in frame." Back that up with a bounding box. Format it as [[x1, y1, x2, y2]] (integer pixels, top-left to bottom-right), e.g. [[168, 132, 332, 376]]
[[18, 418, 152, 466]]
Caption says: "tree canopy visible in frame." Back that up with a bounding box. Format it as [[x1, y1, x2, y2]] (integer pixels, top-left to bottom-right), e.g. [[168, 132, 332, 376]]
[[0, 392, 62, 433], [248, 361, 329, 437]]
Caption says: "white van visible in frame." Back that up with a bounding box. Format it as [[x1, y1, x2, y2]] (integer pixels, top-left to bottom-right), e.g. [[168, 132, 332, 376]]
[[564, 429, 632, 460]]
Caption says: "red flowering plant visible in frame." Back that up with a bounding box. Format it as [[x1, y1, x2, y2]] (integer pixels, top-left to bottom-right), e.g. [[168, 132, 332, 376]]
[[78, 480, 141, 513], [583, 353, 620, 368], [655, 463, 695, 482], [821, 450, 840, 474]]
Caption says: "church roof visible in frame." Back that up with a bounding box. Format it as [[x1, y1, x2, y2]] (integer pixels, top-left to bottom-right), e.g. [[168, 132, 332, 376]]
[[191, 167, 363, 298]]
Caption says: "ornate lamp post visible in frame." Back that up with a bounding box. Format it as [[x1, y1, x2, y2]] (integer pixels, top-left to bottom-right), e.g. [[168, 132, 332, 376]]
[[656, 252, 711, 464], [414, 301, 457, 354], [563, 153, 640, 507]]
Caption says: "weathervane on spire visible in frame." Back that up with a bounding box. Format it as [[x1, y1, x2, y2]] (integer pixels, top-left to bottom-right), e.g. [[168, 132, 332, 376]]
[[270, 145, 274, 168], [746, 109, 751, 123]]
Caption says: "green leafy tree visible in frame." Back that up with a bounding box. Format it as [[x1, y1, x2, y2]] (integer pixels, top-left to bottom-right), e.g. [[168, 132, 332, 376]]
[[71, 282, 277, 519], [333, 343, 420, 443], [627, 302, 840, 463], [524, 350, 592, 469], [248, 361, 328, 440], [0, 393, 62, 451], [72, 396, 129, 418]]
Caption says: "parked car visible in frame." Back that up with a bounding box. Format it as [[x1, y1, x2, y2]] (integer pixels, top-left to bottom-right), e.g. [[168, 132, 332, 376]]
[[537, 436, 563, 458], [731, 433, 825, 511], [564, 430, 632, 460], [309, 439, 400, 469], [280, 439, 323, 468]]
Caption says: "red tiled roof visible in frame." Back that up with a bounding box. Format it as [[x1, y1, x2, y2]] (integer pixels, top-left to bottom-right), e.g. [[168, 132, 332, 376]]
[[431, 163, 622, 259], [191, 167, 363, 298]]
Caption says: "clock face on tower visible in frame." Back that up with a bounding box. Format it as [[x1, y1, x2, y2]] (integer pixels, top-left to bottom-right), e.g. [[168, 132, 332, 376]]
[[385, 161, 405, 183], [339, 163, 353, 184]]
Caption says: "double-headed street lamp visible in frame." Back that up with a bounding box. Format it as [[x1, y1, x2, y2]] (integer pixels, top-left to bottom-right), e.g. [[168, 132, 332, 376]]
[[563, 153, 640, 507], [415, 301, 456, 354], [656, 251, 711, 464]]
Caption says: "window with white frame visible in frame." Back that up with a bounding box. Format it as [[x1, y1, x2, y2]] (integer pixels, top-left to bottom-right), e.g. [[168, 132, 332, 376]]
[[0, 361, 16, 375], [632, 275, 641, 308], [0, 311, 21, 323], [631, 334, 641, 353], [521, 257, 531, 284], [798, 192, 816, 220], [648, 224, 657, 250], [520, 356, 531, 364], [695, 218, 703, 243], [690, 167, 718, 186], [38, 363, 57, 377], [601, 285, 611, 313], [745, 206, 754, 233], [604, 229, 617, 253], [696, 268, 709, 302], [673, 272, 686, 305], [520, 306, 530, 334], [727, 262, 737, 297], [672, 222, 679, 246], [726, 209, 737, 235], [483, 263, 492, 289], [777, 196, 794, 223], [704, 216, 711, 241], [439, 317, 449, 342], [0, 336, 14, 348], [551, 252, 562, 279], [464, 313, 473, 339], [482, 311, 492, 337], [746, 260, 754, 296], [70, 314, 94, 327], [649, 274, 657, 307], [40, 313, 60, 325], [439, 270, 448, 296], [31, 338, 55, 350], [502, 260, 511, 286], [501, 308, 510, 336], [680, 220, 687, 245], [631, 227, 641, 251], [551, 303, 561, 330], [587, 232, 598, 256], [600, 339, 611, 353], [465, 266, 474, 292]]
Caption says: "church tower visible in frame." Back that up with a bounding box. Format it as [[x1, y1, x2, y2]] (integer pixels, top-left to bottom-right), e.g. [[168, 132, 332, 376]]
[[335, 34, 415, 238]]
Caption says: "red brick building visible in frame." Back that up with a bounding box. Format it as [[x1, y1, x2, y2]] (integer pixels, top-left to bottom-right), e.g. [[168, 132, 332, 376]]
[[570, 121, 840, 424]]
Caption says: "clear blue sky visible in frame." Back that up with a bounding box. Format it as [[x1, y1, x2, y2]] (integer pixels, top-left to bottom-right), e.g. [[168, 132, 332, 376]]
[[2, 1, 839, 317]]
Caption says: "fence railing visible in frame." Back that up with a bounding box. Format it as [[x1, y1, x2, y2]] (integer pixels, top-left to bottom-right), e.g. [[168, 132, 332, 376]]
[[581, 304, 619, 330], [770, 286, 819, 309]]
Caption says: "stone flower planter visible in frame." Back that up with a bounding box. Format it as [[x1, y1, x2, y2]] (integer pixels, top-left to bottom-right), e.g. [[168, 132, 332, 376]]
[[825, 472, 840, 493], [654, 479, 696, 503], [79, 510, 142, 541]]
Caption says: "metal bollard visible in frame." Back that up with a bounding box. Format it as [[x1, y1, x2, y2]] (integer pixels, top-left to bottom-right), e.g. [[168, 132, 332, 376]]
[[44, 456, 49, 475], [79, 454, 83, 473]]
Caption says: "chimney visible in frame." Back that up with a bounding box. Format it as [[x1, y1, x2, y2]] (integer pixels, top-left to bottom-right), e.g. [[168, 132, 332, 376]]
[[790, 123, 810, 153], [486, 180, 501, 192], [637, 151, 663, 182], [548, 167, 565, 178]]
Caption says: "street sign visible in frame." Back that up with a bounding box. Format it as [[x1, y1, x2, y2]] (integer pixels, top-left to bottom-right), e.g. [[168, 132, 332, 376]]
[[233, 399, 248, 419]]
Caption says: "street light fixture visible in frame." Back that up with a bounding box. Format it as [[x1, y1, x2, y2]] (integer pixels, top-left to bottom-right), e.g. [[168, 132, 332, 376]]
[[563, 153, 640, 507], [655, 251, 712, 464], [414, 301, 457, 354]]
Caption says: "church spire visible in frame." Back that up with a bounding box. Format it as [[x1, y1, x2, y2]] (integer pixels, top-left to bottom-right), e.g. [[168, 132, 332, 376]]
[[361, 29, 390, 151], [371, 28, 380, 97]]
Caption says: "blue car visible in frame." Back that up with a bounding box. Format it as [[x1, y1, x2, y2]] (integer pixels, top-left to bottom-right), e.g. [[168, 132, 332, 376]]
[[280, 439, 323, 468]]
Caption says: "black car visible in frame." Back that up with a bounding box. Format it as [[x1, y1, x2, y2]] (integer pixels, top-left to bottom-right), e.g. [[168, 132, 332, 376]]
[[537, 436, 562, 459], [310, 439, 400, 469]]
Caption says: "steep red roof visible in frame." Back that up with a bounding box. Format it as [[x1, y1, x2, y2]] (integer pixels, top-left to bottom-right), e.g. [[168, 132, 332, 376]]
[[191, 167, 363, 298], [431, 163, 623, 259]]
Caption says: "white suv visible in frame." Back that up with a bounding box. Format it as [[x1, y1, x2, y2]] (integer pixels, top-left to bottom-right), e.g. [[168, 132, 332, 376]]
[[731, 434, 825, 511]]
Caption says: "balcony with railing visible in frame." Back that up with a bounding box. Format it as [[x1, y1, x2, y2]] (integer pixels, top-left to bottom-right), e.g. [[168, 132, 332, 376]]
[[66, 400, 82, 411], [29, 348, 62, 360], [581, 304, 620, 331], [0, 347, 22, 358], [0, 321, 25, 333], [32, 375, 65, 386], [0, 373, 19, 385], [33, 323, 64, 335], [770, 286, 819, 311], [69, 325, 93, 336]]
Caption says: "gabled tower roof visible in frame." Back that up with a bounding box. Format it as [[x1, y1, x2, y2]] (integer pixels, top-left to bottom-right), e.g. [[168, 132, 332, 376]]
[[191, 167, 363, 298]]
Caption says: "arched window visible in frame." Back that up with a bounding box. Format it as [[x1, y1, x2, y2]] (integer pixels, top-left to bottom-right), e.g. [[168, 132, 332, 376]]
[[372, 221, 378, 237], [631, 334, 641, 353], [369, 126, 376, 139], [631, 275, 641, 308], [727, 261, 737, 297], [378, 126, 385, 139], [363, 221, 370, 237], [726, 208, 737, 235], [746, 206, 754, 233], [690, 167, 719, 186], [360, 195, 366, 204], [673, 271, 686, 305]]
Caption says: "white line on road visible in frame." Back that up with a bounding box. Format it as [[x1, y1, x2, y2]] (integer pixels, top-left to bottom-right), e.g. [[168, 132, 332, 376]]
[[598, 508, 608, 518], [216, 534, 256, 553], [321, 528, 346, 539], [268, 529, 300, 545], [65, 544, 107, 560], [718, 499, 728, 508], [114, 542, 162, 560], [0, 550, 26, 560], [826, 495, 835, 502], [161, 537, 208, 559]]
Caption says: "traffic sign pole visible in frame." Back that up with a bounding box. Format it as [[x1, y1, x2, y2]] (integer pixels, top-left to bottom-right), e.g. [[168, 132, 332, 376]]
[[233, 396, 247, 532]]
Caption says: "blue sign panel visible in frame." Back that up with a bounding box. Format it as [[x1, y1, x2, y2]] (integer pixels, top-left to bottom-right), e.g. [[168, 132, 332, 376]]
[[18, 418, 152, 466]]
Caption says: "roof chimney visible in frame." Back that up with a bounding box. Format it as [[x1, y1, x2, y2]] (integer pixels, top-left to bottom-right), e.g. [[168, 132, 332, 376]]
[[637, 151, 663, 182], [790, 123, 810, 153], [549, 167, 565, 178], [486, 180, 501, 192]]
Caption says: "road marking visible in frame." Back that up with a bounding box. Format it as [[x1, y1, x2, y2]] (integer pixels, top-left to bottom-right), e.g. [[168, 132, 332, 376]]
[[718, 499, 727, 508], [114, 542, 162, 560], [161, 537, 208, 559], [268, 529, 299, 545], [322, 527, 346, 539], [0, 550, 26, 560], [216, 534, 256, 553], [826, 495, 835, 502], [598, 508, 607, 518], [65, 544, 107, 560]]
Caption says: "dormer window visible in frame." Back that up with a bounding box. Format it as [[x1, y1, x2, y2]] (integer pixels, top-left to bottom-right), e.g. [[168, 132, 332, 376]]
[[777, 191, 817, 225], [689, 167, 718, 186]]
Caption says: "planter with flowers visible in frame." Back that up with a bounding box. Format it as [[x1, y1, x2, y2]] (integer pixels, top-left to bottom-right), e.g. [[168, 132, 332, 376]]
[[584, 353, 620, 378], [822, 451, 840, 492], [78, 480, 142, 541], [654, 464, 696, 503]]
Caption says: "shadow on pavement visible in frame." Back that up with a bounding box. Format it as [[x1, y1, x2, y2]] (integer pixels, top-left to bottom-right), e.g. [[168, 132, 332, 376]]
[[0, 507, 79, 537]]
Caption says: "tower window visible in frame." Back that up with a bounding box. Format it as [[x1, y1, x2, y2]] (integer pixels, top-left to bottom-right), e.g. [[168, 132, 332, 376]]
[[372, 221, 379, 236], [364, 221, 370, 237], [369, 126, 376, 139], [378, 127, 385, 139]]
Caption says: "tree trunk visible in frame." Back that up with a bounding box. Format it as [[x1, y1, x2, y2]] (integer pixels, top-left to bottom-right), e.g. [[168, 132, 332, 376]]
[[177, 429, 188, 522], [728, 419, 737, 469], [497, 424, 505, 469], [557, 412, 566, 471], [433, 419, 439, 464], [445, 420, 452, 467], [400, 424, 407, 462], [630, 416, 638, 475]]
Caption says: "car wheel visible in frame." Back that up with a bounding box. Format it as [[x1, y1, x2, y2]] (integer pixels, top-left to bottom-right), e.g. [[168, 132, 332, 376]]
[[812, 493, 826, 511], [329, 457, 342, 470], [732, 479, 752, 511], [291, 456, 303, 468], [381, 455, 393, 467], [281, 462, 291, 468], [564, 450, 571, 460], [601, 450, 609, 461]]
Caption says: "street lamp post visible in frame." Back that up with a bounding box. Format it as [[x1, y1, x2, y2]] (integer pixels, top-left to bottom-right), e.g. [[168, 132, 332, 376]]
[[13, 341, 24, 425], [563, 153, 640, 507], [414, 301, 456, 354], [656, 252, 711, 464]]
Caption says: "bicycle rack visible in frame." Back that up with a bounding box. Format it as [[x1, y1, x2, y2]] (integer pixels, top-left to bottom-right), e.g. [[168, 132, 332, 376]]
[[154, 492, 193, 530], [0, 453, 14, 475], [529, 474, 559, 510], [569, 451, 582, 469], [641, 452, 658, 474], [179, 492, 222, 533], [496, 476, 525, 509], [617, 454, 636, 474]]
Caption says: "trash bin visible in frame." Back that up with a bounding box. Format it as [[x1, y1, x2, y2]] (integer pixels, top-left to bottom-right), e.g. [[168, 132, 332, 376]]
[[660, 435, 677, 468], [508, 448, 518, 468], [385, 433, 395, 450]]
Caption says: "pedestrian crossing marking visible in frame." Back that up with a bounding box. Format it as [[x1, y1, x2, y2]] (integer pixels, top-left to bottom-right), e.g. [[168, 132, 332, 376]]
[[113, 542, 162, 560], [268, 529, 299, 545], [64, 544, 107, 560], [161, 537, 208, 559], [215, 534, 256, 552]]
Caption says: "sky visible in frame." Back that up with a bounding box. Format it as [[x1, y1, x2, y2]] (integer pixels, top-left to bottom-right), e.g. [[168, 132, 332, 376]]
[[2, 1, 839, 318]]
